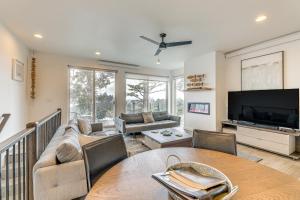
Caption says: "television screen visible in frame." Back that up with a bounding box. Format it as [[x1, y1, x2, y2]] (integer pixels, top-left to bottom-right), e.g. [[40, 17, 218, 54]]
[[228, 89, 299, 129]]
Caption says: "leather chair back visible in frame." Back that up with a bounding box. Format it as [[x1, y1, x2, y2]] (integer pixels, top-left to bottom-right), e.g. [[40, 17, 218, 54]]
[[82, 134, 128, 190], [193, 129, 237, 155]]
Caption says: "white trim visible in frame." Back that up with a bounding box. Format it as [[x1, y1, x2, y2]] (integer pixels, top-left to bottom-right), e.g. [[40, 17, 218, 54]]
[[67, 64, 118, 73], [225, 31, 300, 59], [125, 72, 169, 81]]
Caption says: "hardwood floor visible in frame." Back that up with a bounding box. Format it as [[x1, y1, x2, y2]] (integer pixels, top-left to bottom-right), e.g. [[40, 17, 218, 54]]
[[237, 144, 300, 180]]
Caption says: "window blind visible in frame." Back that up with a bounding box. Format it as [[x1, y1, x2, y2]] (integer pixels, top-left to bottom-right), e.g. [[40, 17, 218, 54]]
[[125, 73, 170, 82]]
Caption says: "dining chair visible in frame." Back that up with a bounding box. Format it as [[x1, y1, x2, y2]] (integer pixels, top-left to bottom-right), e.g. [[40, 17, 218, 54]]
[[82, 134, 128, 190], [193, 129, 237, 155]]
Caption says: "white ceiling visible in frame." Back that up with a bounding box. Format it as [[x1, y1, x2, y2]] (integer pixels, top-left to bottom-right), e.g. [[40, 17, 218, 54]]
[[1, 0, 300, 69]]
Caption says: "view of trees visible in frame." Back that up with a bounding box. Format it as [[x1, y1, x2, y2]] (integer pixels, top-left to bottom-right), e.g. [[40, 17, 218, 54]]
[[126, 79, 167, 113], [175, 77, 184, 116], [70, 69, 182, 122], [69, 68, 115, 121]]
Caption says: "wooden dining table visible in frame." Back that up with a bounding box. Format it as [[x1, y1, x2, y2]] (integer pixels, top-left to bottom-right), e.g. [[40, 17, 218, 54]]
[[86, 147, 300, 200]]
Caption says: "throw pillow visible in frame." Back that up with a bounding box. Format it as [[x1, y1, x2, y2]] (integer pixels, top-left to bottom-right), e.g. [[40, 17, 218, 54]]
[[142, 112, 155, 123], [77, 118, 92, 135], [56, 129, 82, 163], [153, 111, 170, 121]]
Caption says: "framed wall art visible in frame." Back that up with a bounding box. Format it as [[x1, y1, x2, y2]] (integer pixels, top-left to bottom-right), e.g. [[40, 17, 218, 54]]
[[12, 59, 25, 82], [241, 51, 284, 91]]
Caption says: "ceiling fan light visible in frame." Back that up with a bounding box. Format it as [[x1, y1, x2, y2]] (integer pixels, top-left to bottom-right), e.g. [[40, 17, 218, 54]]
[[156, 58, 160, 65]]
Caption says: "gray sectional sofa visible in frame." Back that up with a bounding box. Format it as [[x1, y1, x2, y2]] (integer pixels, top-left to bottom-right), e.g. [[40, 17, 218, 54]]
[[115, 111, 181, 134], [33, 120, 116, 200]]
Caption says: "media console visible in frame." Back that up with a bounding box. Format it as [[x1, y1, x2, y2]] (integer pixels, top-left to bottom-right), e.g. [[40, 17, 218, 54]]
[[222, 121, 300, 160]]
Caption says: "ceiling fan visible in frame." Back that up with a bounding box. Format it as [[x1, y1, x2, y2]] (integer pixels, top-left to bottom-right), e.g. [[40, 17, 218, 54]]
[[140, 33, 192, 56]]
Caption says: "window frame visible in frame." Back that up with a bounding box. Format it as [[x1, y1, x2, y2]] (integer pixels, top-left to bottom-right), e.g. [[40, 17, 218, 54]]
[[125, 73, 169, 113], [67, 65, 117, 123], [172, 76, 184, 116]]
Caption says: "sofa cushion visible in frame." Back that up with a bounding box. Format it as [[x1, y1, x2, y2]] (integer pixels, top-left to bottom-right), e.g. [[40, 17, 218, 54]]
[[56, 129, 82, 163], [33, 125, 66, 172], [153, 111, 170, 121], [126, 120, 178, 133], [77, 118, 92, 135], [66, 119, 80, 133], [142, 112, 155, 123], [65, 124, 80, 134], [78, 134, 107, 146], [121, 113, 144, 124]]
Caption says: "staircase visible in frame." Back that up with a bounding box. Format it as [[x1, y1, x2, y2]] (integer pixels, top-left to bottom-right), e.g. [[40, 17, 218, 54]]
[[1, 142, 25, 199], [0, 109, 62, 200]]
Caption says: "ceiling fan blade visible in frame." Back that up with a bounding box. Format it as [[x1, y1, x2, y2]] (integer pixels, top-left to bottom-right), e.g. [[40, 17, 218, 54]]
[[154, 48, 161, 56], [140, 36, 160, 45], [166, 41, 192, 47]]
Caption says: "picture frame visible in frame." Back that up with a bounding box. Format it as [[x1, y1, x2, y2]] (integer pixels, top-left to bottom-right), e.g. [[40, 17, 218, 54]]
[[241, 51, 284, 91], [187, 102, 210, 115], [12, 59, 25, 82]]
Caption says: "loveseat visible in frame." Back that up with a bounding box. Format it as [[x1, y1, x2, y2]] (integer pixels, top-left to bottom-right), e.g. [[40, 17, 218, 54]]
[[33, 121, 114, 200], [115, 111, 181, 134]]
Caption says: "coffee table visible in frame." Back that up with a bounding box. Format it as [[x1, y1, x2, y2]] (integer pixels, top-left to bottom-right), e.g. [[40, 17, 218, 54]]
[[141, 127, 192, 149]]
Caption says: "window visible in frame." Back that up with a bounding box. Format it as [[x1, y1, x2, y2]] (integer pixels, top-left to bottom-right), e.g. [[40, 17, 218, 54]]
[[126, 74, 168, 113], [69, 67, 115, 124], [174, 77, 184, 119]]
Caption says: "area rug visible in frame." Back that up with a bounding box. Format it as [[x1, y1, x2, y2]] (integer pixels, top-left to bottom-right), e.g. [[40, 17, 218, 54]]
[[124, 134, 263, 162], [237, 151, 263, 163]]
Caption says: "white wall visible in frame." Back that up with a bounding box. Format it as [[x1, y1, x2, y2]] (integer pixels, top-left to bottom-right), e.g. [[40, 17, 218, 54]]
[[184, 52, 217, 131], [184, 51, 226, 132], [216, 52, 226, 131], [0, 23, 29, 142], [225, 32, 300, 151], [29, 52, 172, 124]]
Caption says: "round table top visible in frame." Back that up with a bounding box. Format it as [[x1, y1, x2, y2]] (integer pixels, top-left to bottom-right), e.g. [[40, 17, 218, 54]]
[[86, 147, 300, 200]]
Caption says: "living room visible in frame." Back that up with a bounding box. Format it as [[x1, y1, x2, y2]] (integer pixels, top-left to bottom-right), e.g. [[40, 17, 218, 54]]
[[1, 0, 300, 200]]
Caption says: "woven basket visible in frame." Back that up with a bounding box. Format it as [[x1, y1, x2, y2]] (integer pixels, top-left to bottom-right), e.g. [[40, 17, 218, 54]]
[[166, 155, 238, 200]]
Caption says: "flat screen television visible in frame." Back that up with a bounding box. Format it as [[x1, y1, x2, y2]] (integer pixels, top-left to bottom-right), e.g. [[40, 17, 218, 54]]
[[228, 89, 299, 129]]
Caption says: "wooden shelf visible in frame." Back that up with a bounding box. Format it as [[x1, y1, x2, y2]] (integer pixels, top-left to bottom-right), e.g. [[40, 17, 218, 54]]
[[183, 87, 213, 92]]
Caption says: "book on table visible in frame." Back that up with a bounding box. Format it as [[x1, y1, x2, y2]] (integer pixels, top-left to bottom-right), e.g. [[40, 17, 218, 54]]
[[152, 167, 228, 200]]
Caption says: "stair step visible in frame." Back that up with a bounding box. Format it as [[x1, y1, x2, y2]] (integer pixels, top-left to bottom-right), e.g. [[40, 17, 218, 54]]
[[2, 142, 25, 165], [1, 178, 24, 199], [1, 162, 24, 180], [4, 153, 25, 165]]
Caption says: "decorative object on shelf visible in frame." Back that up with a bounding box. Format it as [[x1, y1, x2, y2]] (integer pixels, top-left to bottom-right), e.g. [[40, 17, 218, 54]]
[[241, 51, 284, 91], [185, 74, 211, 91], [31, 56, 37, 99], [188, 102, 210, 115], [12, 59, 24, 82]]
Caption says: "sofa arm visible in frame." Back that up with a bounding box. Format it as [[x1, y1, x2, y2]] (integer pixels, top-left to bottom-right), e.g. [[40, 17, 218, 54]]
[[91, 122, 103, 132], [169, 115, 181, 126], [115, 117, 126, 134], [33, 160, 87, 200]]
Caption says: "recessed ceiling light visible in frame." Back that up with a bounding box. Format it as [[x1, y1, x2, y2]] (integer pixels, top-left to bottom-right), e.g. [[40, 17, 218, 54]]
[[255, 15, 267, 22], [95, 51, 101, 55], [34, 33, 43, 39]]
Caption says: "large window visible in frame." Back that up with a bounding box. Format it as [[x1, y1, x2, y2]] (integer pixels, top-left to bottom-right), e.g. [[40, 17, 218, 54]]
[[126, 74, 168, 113], [174, 77, 184, 119], [69, 67, 115, 124]]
